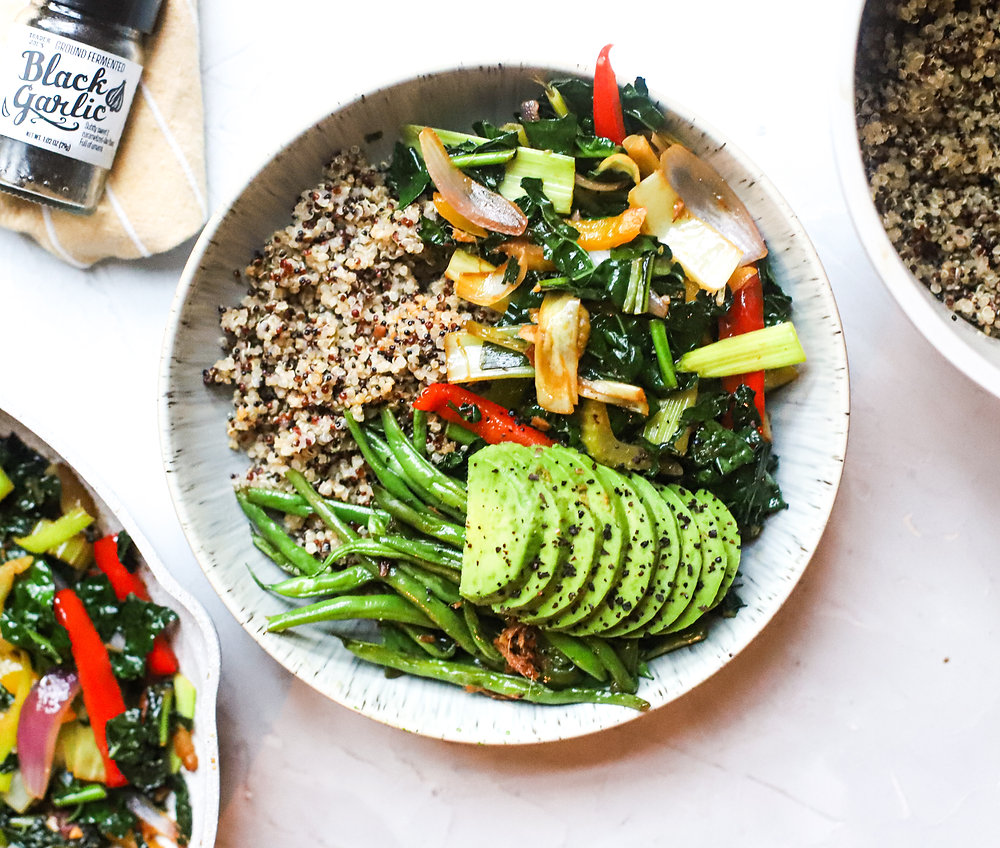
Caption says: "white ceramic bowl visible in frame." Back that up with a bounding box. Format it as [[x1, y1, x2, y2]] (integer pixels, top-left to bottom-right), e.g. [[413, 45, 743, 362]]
[[834, 0, 1000, 398], [160, 64, 849, 744], [0, 404, 221, 846]]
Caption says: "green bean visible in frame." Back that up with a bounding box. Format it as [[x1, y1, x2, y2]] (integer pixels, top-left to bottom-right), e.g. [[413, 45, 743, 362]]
[[266, 565, 373, 598], [398, 624, 458, 659], [237, 492, 323, 576], [380, 534, 462, 570], [286, 469, 356, 543], [381, 566, 477, 656], [266, 594, 433, 632], [399, 564, 461, 605], [380, 408, 467, 512], [412, 409, 428, 456], [341, 639, 650, 711], [250, 534, 295, 573], [541, 631, 607, 682], [372, 486, 466, 549], [319, 538, 457, 581], [360, 427, 425, 508], [444, 421, 478, 445], [380, 623, 421, 656], [640, 624, 708, 661], [343, 414, 422, 507], [461, 602, 505, 666], [242, 487, 388, 525], [584, 636, 638, 694]]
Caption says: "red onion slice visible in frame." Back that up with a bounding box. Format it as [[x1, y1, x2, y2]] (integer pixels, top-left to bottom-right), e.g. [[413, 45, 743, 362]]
[[418, 128, 527, 236], [660, 145, 767, 266], [18, 669, 80, 798]]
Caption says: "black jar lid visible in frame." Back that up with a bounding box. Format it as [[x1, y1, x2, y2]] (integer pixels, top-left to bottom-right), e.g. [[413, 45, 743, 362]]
[[56, 0, 164, 33]]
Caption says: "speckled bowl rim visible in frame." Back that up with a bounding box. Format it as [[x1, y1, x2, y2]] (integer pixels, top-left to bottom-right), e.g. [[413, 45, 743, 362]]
[[160, 62, 850, 745], [0, 401, 221, 845], [833, 0, 1000, 398]]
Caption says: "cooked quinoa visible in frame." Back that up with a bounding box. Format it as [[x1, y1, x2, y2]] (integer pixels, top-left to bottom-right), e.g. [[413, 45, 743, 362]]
[[855, 0, 1000, 334], [205, 148, 475, 549]]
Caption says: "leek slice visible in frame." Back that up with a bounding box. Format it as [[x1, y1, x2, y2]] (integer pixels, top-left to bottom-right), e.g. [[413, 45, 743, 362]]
[[444, 333, 534, 383], [677, 322, 806, 378], [644, 386, 699, 448]]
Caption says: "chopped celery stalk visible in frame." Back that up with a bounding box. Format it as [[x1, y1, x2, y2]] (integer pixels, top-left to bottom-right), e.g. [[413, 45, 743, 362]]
[[444, 248, 497, 281], [445, 332, 535, 383], [450, 148, 517, 169], [159, 687, 174, 747], [52, 784, 107, 807], [537, 276, 572, 290], [48, 534, 93, 570], [444, 422, 478, 445], [579, 399, 652, 471], [14, 507, 93, 554], [500, 122, 529, 146], [0, 467, 11, 502], [173, 673, 197, 720], [644, 386, 699, 446], [649, 319, 677, 389], [2, 773, 31, 814], [542, 81, 570, 117], [764, 364, 800, 391], [402, 124, 575, 213], [677, 322, 806, 378], [57, 722, 106, 783], [499, 147, 575, 214]]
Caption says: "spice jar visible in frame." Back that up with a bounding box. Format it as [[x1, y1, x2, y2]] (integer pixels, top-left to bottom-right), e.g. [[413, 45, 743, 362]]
[[0, 0, 162, 214]]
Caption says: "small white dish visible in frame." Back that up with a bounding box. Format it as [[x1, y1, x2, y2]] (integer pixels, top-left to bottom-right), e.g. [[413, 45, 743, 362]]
[[833, 0, 1000, 398], [0, 404, 221, 847], [160, 63, 849, 744]]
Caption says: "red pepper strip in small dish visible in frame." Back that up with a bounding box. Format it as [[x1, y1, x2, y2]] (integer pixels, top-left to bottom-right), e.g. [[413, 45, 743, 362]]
[[413, 383, 555, 448], [93, 535, 179, 676], [593, 44, 626, 145], [719, 267, 767, 431], [53, 587, 128, 788]]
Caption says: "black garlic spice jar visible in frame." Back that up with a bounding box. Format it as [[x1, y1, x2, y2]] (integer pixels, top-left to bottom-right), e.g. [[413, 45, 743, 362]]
[[0, 0, 162, 214]]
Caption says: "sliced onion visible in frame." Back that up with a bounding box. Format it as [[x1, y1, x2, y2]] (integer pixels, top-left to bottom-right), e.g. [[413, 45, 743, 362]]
[[18, 669, 79, 798], [418, 128, 527, 236], [647, 291, 670, 317], [659, 145, 767, 266], [455, 259, 527, 308], [125, 792, 180, 844], [578, 379, 649, 416], [574, 173, 632, 193], [535, 294, 587, 415]]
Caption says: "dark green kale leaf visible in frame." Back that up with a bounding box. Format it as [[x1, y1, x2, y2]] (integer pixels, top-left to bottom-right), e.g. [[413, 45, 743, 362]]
[[0, 560, 70, 665], [418, 215, 452, 247], [495, 281, 543, 327], [105, 685, 170, 791], [0, 805, 102, 848], [621, 77, 666, 133], [661, 284, 731, 356], [579, 314, 676, 397], [48, 772, 136, 839], [386, 142, 429, 208], [759, 260, 793, 326], [167, 774, 194, 845], [0, 435, 60, 542], [549, 78, 594, 128], [521, 113, 578, 157], [75, 575, 177, 680], [516, 179, 593, 281]]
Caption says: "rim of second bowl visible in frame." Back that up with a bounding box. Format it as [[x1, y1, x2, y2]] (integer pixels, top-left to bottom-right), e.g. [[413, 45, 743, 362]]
[[160, 62, 850, 744], [833, 0, 1000, 399]]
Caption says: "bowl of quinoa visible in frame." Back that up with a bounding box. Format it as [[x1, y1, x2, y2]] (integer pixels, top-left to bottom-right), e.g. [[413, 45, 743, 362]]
[[160, 64, 849, 742], [836, 0, 1000, 396]]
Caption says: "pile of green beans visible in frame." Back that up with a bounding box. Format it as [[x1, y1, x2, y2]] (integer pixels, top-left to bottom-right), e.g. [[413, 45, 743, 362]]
[[237, 408, 710, 711]]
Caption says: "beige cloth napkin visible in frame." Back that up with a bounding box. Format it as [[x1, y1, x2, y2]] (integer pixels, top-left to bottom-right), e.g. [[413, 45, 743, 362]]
[[0, 0, 206, 267]]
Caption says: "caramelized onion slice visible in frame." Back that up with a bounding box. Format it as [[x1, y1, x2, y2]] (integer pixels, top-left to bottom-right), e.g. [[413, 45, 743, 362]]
[[455, 259, 527, 308], [18, 670, 80, 799], [419, 128, 527, 236], [659, 145, 767, 266]]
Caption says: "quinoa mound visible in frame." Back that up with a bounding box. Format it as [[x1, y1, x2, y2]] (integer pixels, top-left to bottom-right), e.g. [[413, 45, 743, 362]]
[[205, 148, 473, 520], [855, 0, 1000, 335]]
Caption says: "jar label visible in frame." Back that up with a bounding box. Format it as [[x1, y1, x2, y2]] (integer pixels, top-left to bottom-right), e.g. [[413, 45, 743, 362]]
[[0, 25, 143, 171]]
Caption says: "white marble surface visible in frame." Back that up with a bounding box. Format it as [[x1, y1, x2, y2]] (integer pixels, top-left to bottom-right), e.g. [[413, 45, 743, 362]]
[[1, 0, 998, 844]]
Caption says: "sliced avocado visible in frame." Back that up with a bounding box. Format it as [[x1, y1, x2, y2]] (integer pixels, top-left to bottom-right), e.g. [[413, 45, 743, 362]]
[[660, 487, 729, 633], [697, 489, 741, 609], [634, 483, 703, 636], [492, 448, 574, 613], [459, 443, 544, 603], [559, 467, 658, 636], [515, 446, 606, 625], [601, 473, 682, 638], [545, 457, 628, 630]]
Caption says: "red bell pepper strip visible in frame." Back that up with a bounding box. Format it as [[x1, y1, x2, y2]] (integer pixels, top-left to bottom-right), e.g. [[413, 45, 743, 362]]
[[719, 267, 766, 431], [413, 383, 555, 447], [53, 588, 128, 788], [93, 535, 179, 677], [594, 44, 627, 145]]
